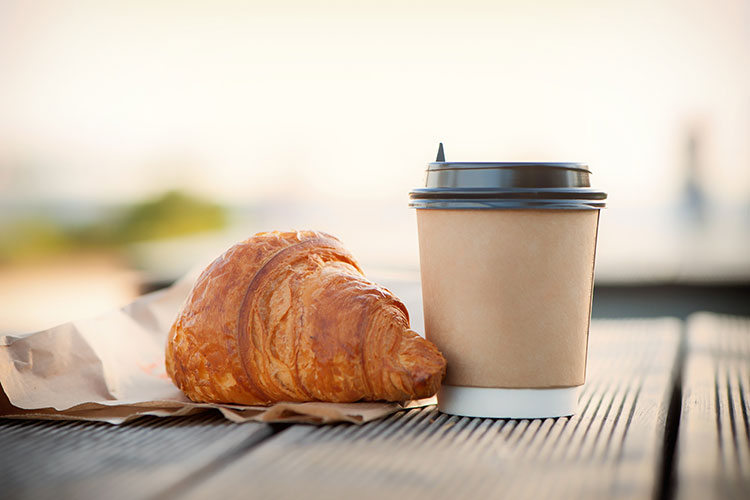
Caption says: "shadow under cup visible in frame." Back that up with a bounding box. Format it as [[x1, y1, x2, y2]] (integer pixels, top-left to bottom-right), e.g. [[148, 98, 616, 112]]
[[410, 161, 607, 418]]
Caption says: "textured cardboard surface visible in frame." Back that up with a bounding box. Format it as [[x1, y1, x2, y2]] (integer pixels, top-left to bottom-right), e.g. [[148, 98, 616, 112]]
[[417, 209, 599, 388]]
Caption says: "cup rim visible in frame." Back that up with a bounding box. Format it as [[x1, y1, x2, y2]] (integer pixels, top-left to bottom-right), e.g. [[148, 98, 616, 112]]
[[427, 162, 591, 173]]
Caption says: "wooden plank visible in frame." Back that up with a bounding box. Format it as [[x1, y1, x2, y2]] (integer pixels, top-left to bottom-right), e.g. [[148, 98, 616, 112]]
[[0, 412, 272, 500], [182, 319, 680, 500], [676, 313, 750, 500]]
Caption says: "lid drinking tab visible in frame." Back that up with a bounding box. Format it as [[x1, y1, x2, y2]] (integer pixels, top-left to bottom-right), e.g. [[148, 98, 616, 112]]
[[436, 143, 445, 162]]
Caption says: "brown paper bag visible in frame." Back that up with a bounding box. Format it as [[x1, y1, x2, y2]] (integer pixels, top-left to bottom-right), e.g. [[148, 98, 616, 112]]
[[0, 271, 434, 425]]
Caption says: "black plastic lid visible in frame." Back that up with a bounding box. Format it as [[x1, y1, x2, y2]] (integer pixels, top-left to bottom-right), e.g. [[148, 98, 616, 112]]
[[409, 144, 607, 210]]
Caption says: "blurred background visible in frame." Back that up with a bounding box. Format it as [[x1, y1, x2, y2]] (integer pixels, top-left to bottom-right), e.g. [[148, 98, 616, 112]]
[[1, 0, 748, 334]]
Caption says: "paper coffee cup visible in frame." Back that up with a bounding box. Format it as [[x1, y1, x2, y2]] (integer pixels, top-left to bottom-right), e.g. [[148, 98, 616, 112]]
[[409, 147, 606, 418]]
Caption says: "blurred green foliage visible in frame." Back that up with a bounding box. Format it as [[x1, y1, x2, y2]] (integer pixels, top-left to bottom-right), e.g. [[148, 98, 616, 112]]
[[0, 217, 75, 262], [0, 191, 227, 263], [113, 190, 226, 243]]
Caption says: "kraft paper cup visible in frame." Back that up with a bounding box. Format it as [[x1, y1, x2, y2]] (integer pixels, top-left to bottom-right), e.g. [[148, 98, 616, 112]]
[[409, 154, 606, 418]]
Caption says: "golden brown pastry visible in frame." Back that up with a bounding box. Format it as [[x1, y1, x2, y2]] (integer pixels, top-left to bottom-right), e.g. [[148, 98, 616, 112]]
[[166, 230, 446, 405]]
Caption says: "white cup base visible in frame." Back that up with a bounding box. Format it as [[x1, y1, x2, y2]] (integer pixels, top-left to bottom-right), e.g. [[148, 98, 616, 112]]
[[438, 384, 581, 419]]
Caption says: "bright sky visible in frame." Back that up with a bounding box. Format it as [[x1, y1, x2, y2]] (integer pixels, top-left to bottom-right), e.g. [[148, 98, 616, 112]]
[[0, 0, 748, 205]]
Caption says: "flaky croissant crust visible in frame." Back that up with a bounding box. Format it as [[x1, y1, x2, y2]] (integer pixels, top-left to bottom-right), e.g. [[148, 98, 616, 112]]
[[166, 230, 446, 405]]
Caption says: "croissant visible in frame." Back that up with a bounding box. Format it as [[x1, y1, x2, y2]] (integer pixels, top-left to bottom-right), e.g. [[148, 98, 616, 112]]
[[165, 230, 446, 405]]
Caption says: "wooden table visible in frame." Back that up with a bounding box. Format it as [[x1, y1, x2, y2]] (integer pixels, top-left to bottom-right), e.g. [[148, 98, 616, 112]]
[[1, 312, 748, 500]]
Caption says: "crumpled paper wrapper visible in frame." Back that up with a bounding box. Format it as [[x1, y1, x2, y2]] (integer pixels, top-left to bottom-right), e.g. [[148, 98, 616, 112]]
[[0, 272, 434, 425]]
